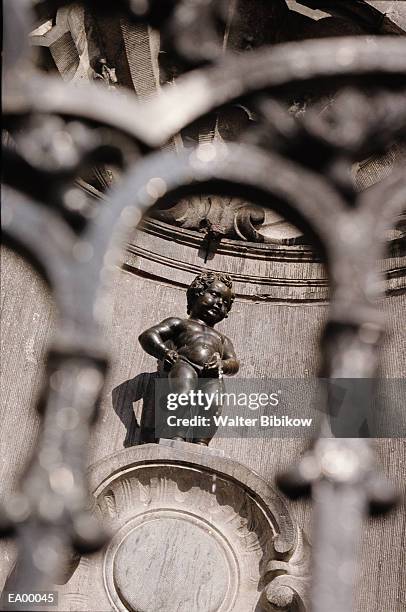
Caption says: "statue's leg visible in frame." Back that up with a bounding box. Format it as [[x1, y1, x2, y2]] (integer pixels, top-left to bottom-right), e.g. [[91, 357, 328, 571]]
[[168, 360, 198, 393], [167, 361, 198, 440], [192, 377, 223, 446]]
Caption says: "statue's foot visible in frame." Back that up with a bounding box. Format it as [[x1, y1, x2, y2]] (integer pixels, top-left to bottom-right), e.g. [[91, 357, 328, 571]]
[[171, 436, 186, 442], [193, 438, 210, 446]]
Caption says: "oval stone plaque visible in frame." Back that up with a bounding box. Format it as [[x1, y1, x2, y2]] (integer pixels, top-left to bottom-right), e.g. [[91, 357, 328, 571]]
[[55, 445, 304, 612], [113, 514, 234, 612]]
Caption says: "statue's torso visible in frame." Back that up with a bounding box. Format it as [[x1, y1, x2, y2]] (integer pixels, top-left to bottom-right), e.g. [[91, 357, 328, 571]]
[[175, 319, 224, 366]]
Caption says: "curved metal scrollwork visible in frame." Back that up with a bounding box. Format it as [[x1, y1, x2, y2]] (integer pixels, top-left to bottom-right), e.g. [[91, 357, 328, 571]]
[[1, 1, 405, 610]]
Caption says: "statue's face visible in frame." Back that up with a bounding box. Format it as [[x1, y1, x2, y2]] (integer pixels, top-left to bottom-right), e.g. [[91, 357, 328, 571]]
[[191, 280, 233, 325]]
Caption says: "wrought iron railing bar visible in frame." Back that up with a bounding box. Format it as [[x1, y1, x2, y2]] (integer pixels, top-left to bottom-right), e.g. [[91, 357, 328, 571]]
[[4, 37, 406, 149]]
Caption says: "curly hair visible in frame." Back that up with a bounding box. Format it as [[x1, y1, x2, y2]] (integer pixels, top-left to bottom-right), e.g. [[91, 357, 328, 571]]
[[187, 271, 234, 314]]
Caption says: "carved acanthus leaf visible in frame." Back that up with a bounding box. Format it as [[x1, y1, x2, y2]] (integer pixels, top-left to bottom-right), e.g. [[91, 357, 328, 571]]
[[263, 528, 311, 612], [152, 194, 305, 244]]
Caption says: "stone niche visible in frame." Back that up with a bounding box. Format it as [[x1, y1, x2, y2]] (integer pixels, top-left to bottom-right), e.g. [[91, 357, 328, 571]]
[[57, 444, 310, 612]]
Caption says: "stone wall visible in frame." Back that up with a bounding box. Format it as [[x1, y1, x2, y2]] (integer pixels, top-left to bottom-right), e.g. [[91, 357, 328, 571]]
[[1, 236, 405, 609]]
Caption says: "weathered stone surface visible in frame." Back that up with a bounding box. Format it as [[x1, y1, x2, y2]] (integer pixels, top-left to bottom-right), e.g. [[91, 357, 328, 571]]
[[114, 517, 231, 612], [0, 247, 56, 594], [1, 243, 405, 610], [368, 1, 406, 29], [288, 0, 406, 29], [53, 444, 309, 611]]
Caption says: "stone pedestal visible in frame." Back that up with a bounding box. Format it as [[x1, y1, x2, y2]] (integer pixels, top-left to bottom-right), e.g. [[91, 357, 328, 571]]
[[57, 444, 310, 612]]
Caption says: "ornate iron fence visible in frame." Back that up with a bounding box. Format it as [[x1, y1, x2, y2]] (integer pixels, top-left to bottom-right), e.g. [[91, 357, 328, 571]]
[[2, 1, 405, 610]]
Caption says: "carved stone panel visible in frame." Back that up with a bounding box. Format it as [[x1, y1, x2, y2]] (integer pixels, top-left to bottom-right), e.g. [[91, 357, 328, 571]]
[[57, 444, 310, 612]]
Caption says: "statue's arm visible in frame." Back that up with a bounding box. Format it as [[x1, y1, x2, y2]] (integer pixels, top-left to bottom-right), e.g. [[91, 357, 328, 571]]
[[138, 317, 182, 361], [222, 336, 240, 376]]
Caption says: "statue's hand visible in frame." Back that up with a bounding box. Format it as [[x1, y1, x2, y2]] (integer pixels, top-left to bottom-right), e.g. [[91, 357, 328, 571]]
[[164, 349, 179, 368], [203, 354, 221, 374]]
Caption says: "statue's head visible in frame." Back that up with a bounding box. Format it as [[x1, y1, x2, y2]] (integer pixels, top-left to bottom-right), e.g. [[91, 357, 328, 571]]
[[187, 271, 235, 325]]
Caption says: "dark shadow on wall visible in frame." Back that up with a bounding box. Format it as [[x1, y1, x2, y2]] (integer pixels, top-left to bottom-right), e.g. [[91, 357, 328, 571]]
[[112, 371, 159, 446]]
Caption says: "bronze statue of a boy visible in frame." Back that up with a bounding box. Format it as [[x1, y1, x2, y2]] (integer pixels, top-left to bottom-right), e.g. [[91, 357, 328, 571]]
[[139, 271, 239, 444]]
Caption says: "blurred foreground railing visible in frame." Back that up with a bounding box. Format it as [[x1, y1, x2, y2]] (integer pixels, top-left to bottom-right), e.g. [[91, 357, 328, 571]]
[[1, 1, 405, 610]]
